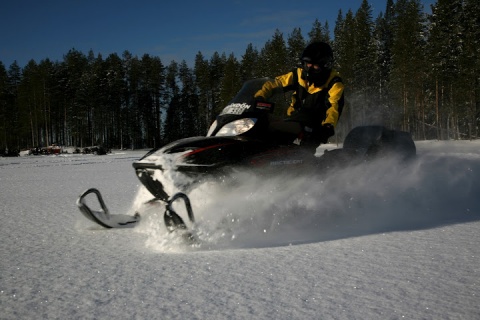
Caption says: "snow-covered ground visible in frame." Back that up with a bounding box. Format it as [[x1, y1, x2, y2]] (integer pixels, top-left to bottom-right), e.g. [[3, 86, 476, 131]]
[[1, 140, 479, 319]]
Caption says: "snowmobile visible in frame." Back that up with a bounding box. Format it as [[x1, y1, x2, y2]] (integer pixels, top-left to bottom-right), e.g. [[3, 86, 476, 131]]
[[77, 78, 416, 236]]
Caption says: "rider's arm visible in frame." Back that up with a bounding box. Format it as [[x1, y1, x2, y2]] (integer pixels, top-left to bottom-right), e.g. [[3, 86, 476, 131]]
[[254, 71, 296, 100], [322, 81, 345, 127]]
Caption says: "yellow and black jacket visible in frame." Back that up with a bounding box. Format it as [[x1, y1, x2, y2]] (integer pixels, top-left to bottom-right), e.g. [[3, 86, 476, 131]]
[[254, 68, 344, 129]]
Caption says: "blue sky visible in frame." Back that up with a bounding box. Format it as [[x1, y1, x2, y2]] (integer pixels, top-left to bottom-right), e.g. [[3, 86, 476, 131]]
[[1, 0, 435, 68]]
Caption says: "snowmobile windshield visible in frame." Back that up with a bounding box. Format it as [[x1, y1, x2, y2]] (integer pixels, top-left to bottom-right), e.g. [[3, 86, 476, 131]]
[[227, 78, 275, 106], [225, 78, 290, 115]]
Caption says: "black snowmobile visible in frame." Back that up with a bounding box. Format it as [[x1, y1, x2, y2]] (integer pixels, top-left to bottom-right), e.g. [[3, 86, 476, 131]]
[[77, 78, 416, 235]]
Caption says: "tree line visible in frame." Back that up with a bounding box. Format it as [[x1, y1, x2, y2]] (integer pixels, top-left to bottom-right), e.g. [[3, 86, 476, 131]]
[[1, 0, 479, 153]]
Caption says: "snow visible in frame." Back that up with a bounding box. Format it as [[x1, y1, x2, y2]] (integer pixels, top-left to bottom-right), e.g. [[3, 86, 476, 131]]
[[1, 140, 479, 319]]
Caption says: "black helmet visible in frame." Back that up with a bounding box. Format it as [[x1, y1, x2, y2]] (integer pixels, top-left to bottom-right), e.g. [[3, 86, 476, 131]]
[[301, 41, 333, 69]]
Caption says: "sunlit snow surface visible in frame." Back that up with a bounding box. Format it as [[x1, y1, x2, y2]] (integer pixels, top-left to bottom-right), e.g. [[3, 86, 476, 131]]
[[1, 141, 479, 319]]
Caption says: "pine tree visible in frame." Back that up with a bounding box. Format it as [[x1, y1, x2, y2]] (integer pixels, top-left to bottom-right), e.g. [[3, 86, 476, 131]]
[[258, 29, 289, 77], [334, 9, 356, 88], [76, 50, 102, 146], [5, 62, 22, 150], [36, 59, 59, 146], [286, 28, 306, 68], [208, 52, 226, 120], [123, 52, 144, 148], [194, 51, 212, 134], [59, 49, 89, 146], [178, 60, 198, 137], [18, 60, 43, 148], [239, 43, 259, 81], [459, 0, 480, 138], [390, 0, 426, 132], [103, 53, 126, 148], [427, 0, 463, 138], [352, 0, 376, 125], [307, 19, 330, 43], [0, 62, 8, 151], [141, 54, 165, 147], [333, 9, 356, 130], [373, 0, 396, 127], [164, 61, 181, 143], [220, 53, 242, 108]]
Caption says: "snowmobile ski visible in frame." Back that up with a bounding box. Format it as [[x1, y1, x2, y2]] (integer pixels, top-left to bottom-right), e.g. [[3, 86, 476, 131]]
[[164, 192, 195, 231], [76, 188, 140, 228], [76, 188, 197, 237], [163, 192, 198, 243]]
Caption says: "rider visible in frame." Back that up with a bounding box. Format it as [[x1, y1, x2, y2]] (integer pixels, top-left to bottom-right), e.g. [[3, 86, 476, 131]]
[[254, 41, 345, 152]]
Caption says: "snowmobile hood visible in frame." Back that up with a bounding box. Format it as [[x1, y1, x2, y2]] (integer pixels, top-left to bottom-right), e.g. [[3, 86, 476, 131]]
[[132, 135, 252, 171]]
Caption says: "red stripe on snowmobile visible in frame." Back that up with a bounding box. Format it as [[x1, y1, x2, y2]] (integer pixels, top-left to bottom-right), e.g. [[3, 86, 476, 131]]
[[182, 142, 237, 157]]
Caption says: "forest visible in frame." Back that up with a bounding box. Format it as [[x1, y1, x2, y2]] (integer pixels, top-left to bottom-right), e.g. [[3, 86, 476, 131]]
[[0, 0, 479, 153]]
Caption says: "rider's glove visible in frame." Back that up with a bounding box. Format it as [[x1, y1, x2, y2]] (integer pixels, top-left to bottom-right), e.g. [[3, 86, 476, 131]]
[[252, 95, 265, 108], [254, 95, 265, 103], [287, 105, 296, 116], [315, 123, 335, 143]]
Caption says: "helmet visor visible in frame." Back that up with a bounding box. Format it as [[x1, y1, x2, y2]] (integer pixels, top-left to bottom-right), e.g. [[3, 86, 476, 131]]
[[302, 59, 330, 73]]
